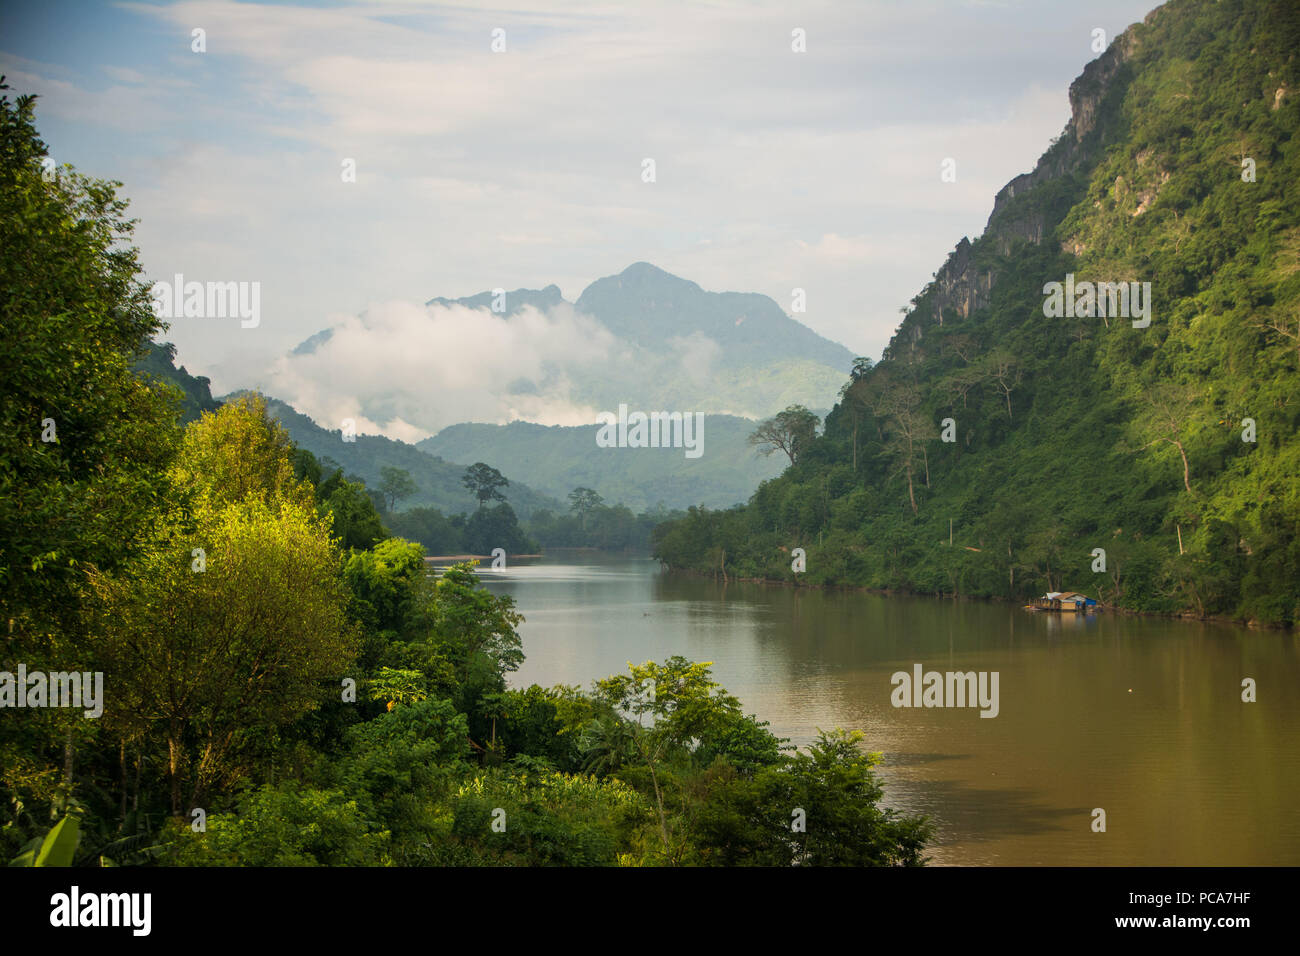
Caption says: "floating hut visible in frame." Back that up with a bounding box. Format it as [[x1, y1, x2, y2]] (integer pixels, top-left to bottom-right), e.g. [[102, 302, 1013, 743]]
[[1025, 591, 1098, 613]]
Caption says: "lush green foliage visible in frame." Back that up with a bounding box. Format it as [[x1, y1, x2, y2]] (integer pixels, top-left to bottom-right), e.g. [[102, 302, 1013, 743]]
[[654, 0, 1300, 626], [0, 76, 930, 869], [1, 74, 178, 828]]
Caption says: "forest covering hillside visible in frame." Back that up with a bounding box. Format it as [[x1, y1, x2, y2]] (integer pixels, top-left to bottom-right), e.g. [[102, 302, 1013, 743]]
[[132, 355, 688, 552], [134, 342, 219, 423], [253, 394, 563, 521], [420, 415, 785, 513], [654, 0, 1300, 626]]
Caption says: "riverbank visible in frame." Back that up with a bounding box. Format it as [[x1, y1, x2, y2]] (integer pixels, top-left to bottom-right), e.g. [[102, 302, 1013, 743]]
[[424, 554, 544, 562], [495, 550, 1300, 865], [655, 564, 1291, 631]]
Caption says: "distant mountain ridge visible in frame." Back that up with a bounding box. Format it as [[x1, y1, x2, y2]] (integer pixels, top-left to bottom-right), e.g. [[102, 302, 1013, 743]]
[[575, 262, 852, 371], [420, 414, 786, 513], [287, 262, 857, 423], [141, 342, 791, 516], [250, 394, 562, 520], [426, 283, 566, 316]]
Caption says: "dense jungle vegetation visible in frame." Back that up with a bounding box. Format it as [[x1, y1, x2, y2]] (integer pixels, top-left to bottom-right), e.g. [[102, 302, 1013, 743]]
[[655, 0, 1300, 627]]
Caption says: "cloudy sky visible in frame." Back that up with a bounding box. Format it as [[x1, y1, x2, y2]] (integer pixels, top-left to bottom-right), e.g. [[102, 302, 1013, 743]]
[[2, 0, 1160, 437]]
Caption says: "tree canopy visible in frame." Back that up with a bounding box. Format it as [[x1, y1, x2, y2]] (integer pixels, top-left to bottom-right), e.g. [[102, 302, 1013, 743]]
[[461, 462, 509, 508]]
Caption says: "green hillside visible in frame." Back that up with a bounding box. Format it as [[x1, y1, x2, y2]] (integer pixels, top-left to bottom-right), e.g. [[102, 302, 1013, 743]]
[[135, 341, 220, 423], [653, 0, 1300, 626], [420, 415, 785, 512], [251, 394, 563, 520], [130, 352, 561, 520]]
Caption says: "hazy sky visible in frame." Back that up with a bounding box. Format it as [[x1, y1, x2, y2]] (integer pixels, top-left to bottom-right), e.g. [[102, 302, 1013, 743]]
[[1, 0, 1161, 434]]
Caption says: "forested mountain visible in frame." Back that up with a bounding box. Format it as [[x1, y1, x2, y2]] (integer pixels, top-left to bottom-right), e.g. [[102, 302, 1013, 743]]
[[134, 342, 220, 423], [137, 344, 707, 543], [654, 0, 1300, 627], [420, 414, 785, 512]]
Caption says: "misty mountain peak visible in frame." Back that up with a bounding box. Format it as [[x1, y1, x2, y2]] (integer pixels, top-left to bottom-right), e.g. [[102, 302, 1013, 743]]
[[614, 261, 702, 290], [286, 263, 854, 424], [425, 283, 569, 316], [574, 263, 853, 371]]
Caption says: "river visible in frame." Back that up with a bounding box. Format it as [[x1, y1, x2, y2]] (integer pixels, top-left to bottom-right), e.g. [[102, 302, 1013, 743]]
[[480, 550, 1300, 865]]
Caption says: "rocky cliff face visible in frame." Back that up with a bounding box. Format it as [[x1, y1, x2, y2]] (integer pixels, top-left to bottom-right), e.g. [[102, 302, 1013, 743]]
[[919, 22, 1142, 331], [928, 237, 993, 325]]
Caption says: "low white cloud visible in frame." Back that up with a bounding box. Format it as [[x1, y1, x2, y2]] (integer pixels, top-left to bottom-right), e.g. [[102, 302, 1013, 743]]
[[669, 332, 723, 386], [5, 0, 1163, 387], [260, 300, 615, 439]]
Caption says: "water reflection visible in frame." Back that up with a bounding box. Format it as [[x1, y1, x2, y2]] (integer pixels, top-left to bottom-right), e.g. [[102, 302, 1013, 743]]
[[484, 551, 1300, 865]]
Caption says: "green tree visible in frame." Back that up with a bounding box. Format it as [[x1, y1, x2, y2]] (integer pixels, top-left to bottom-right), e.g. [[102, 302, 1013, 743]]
[[748, 405, 820, 467], [590, 657, 751, 859], [378, 466, 417, 513], [690, 729, 932, 866], [0, 77, 179, 821], [342, 537, 429, 639], [568, 487, 604, 530], [431, 563, 525, 714], [90, 400, 359, 817], [461, 462, 509, 508], [462, 502, 535, 555], [173, 395, 315, 512], [320, 475, 387, 551]]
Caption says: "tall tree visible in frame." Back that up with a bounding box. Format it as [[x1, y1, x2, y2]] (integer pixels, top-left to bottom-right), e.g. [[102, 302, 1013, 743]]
[[1133, 382, 1202, 496], [171, 394, 312, 512], [748, 405, 820, 467], [0, 78, 178, 816], [875, 376, 936, 515], [461, 462, 509, 508], [91, 399, 358, 816], [378, 466, 417, 512], [0, 76, 177, 625], [839, 360, 877, 471], [983, 350, 1022, 421], [590, 657, 746, 860], [568, 487, 604, 530], [319, 474, 387, 551]]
